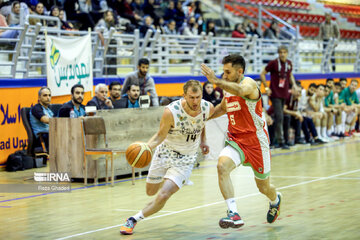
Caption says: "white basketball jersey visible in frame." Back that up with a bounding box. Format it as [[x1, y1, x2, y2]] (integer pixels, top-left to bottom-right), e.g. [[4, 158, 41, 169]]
[[163, 99, 211, 155]]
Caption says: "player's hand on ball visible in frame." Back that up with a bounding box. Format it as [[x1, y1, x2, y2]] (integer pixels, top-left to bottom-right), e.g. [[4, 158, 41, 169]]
[[200, 142, 209, 155]]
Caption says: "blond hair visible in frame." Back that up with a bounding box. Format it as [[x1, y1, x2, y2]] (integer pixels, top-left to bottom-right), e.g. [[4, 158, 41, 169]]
[[183, 80, 203, 94]]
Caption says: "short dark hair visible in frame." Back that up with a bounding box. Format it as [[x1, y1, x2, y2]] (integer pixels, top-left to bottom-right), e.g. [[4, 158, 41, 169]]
[[326, 78, 334, 83], [317, 84, 326, 89], [127, 84, 140, 91], [38, 86, 51, 96], [222, 54, 246, 73], [351, 79, 358, 84], [109, 81, 121, 90], [334, 82, 341, 87], [71, 84, 84, 94], [309, 83, 317, 89], [339, 78, 347, 82], [296, 81, 302, 87], [138, 58, 150, 66]]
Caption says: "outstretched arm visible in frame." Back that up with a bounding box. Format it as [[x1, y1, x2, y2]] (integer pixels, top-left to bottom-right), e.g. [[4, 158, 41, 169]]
[[147, 108, 173, 151], [201, 63, 256, 98], [209, 97, 227, 119]]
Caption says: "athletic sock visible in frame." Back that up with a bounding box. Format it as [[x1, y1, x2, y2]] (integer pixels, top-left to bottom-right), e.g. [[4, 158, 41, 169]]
[[270, 193, 280, 206], [133, 210, 145, 222], [316, 126, 322, 138], [226, 198, 238, 213], [322, 127, 327, 138]]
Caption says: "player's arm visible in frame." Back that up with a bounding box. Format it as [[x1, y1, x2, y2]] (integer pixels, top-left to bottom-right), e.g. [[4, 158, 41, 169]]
[[147, 108, 173, 151], [308, 95, 319, 112], [209, 97, 226, 119], [200, 126, 209, 154], [201, 63, 257, 98]]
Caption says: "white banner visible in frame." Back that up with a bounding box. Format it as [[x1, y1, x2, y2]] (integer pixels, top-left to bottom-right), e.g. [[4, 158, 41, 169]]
[[45, 34, 93, 96]]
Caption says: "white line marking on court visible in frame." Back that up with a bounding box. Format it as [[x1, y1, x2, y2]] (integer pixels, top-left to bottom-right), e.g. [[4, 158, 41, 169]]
[[191, 174, 323, 179], [56, 169, 360, 240], [114, 209, 174, 213]]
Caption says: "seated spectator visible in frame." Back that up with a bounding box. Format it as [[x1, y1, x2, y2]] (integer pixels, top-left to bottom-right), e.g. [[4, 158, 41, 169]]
[[142, 0, 159, 25], [121, 58, 159, 106], [164, 19, 178, 35], [108, 81, 122, 108], [154, 17, 165, 34], [131, 0, 144, 17], [58, 84, 86, 118], [59, 9, 75, 31], [174, 0, 186, 29], [202, 81, 221, 106], [242, 16, 261, 38], [0, 13, 20, 38], [29, 2, 47, 26], [112, 0, 142, 27], [63, 0, 95, 30], [140, 15, 155, 38], [279, 19, 298, 40], [163, 0, 176, 21], [118, 84, 140, 108], [48, 6, 60, 27], [232, 23, 246, 38], [206, 19, 216, 36], [181, 16, 199, 36], [263, 20, 279, 39], [79, 0, 107, 26], [7, 1, 20, 26], [30, 87, 54, 151], [87, 83, 114, 109]]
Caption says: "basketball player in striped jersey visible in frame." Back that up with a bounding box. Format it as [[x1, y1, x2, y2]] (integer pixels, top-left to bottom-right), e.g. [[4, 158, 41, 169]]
[[201, 54, 282, 228], [120, 80, 214, 235]]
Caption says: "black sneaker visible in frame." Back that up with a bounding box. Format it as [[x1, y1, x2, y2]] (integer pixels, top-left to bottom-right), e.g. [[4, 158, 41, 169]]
[[267, 193, 282, 223], [280, 143, 290, 150]]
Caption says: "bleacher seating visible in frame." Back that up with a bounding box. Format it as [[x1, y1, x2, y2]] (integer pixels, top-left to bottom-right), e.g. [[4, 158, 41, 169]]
[[225, 0, 360, 39]]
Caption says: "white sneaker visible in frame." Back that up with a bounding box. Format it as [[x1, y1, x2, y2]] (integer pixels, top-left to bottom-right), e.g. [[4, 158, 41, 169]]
[[319, 137, 329, 143], [184, 180, 194, 186]]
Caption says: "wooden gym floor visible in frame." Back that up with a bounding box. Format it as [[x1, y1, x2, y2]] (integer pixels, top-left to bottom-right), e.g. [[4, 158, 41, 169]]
[[0, 137, 359, 240]]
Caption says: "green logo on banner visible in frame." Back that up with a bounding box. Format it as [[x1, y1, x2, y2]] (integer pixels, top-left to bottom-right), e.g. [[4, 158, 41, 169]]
[[50, 41, 60, 69]]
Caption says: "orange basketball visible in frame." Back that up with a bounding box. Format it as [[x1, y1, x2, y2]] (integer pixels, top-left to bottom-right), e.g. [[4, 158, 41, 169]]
[[125, 142, 152, 168]]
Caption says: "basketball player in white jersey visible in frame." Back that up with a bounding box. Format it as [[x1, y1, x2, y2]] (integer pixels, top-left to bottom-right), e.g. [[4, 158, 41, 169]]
[[120, 80, 215, 235]]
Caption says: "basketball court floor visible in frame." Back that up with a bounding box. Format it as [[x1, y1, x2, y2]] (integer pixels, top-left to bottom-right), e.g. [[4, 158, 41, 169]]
[[0, 137, 359, 240]]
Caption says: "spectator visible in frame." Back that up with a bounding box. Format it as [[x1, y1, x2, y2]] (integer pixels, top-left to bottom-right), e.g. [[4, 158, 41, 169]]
[[121, 58, 159, 106], [59, 9, 75, 31], [113, 0, 142, 27], [242, 17, 261, 38], [318, 13, 340, 72], [29, 2, 47, 26], [181, 16, 199, 36], [108, 81, 122, 108], [279, 19, 298, 40], [63, 0, 95, 30], [58, 84, 86, 118], [231, 23, 246, 38], [131, 0, 144, 17], [48, 6, 60, 27], [87, 83, 114, 109], [0, 13, 20, 38], [7, 1, 20, 26], [142, 0, 159, 25], [174, 0, 186, 29], [164, 19, 178, 35], [163, 0, 176, 21], [154, 17, 165, 34], [29, 87, 54, 151], [140, 15, 155, 38], [202, 81, 221, 106], [205, 19, 216, 36], [118, 84, 140, 108], [78, 0, 105, 25], [263, 20, 279, 39], [260, 45, 298, 149]]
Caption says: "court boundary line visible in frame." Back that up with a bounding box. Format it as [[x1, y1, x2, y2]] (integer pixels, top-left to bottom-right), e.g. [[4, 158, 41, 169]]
[[0, 139, 359, 204], [55, 168, 360, 240]]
